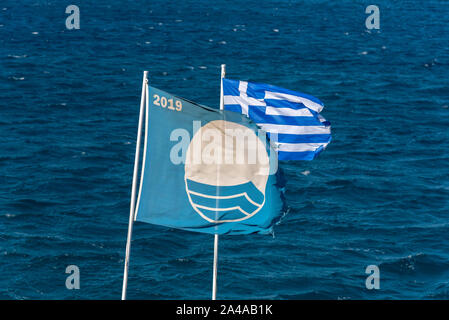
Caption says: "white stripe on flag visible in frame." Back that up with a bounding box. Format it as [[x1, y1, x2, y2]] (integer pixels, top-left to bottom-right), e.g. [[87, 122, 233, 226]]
[[273, 142, 328, 152], [265, 106, 313, 117], [317, 114, 328, 123], [260, 124, 331, 135], [238, 81, 248, 93], [264, 91, 324, 113], [223, 95, 266, 107], [238, 81, 249, 116]]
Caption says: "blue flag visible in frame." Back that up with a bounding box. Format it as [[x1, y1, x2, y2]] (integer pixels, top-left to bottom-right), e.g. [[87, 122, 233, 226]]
[[223, 79, 331, 161], [134, 86, 286, 235]]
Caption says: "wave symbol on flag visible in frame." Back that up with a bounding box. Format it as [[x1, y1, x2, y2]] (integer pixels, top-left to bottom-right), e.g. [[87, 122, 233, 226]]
[[185, 179, 265, 223]]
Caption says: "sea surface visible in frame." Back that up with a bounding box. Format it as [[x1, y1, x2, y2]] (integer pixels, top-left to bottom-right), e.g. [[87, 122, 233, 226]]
[[1, 0, 449, 299]]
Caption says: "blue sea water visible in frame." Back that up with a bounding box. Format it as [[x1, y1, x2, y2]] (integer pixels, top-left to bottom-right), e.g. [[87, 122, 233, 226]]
[[1, 0, 449, 299]]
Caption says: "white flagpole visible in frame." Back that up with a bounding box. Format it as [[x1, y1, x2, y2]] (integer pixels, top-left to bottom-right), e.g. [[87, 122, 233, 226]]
[[121, 70, 148, 300], [212, 64, 226, 300]]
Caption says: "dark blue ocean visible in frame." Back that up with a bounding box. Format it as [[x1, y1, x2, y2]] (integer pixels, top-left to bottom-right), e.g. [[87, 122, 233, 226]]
[[1, 0, 448, 299]]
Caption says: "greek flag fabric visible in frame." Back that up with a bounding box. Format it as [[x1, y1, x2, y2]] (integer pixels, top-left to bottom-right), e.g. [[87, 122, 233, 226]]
[[134, 86, 286, 235], [223, 79, 331, 161]]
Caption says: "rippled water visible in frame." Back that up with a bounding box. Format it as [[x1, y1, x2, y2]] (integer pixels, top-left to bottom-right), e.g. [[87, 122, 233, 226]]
[[1, 0, 448, 299]]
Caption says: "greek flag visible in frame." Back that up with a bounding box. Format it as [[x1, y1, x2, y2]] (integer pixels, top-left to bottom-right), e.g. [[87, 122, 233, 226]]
[[223, 79, 331, 161]]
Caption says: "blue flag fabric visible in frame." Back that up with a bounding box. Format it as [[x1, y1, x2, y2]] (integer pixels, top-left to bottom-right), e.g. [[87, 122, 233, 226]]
[[223, 79, 331, 161], [134, 86, 286, 235]]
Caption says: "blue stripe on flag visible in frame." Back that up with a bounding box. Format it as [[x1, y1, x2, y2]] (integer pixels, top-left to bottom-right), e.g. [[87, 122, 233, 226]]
[[278, 150, 323, 161], [246, 81, 324, 105], [248, 107, 323, 126], [263, 99, 308, 110], [269, 133, 332, 144]]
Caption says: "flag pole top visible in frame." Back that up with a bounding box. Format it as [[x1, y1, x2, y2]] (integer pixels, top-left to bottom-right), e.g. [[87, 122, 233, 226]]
[[221, 65, 226, 77]]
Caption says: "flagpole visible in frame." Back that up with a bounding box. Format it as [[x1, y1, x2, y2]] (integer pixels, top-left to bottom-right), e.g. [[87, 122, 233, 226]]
[[212, 64, 226, 300], [121, 70, 148, 300]]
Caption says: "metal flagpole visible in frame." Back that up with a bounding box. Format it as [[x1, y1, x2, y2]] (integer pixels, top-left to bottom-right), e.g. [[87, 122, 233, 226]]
[[121, 70, 148, 300], [212, 64, 226, 300]]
